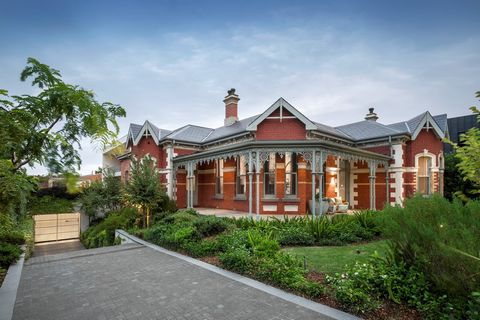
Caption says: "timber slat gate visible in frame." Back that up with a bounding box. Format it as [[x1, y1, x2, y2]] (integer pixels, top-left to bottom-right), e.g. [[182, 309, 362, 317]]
[[33, 213, 80, 243]]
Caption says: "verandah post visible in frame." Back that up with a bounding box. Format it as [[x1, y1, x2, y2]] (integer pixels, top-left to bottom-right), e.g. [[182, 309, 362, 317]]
[[311, 150, 316, 219], [248, 151, 253, 219]]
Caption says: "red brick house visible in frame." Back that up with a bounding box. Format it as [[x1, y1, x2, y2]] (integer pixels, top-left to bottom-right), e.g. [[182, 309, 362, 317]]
[[113, 89, 447, 216]]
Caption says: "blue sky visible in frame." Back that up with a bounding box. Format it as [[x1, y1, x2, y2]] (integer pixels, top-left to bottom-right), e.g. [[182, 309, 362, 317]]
[[1, 0, 479, 174]]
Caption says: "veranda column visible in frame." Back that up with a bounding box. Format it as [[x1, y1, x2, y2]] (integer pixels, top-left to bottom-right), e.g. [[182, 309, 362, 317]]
[[385, 165, 390, 207], [255, 151, 260, 221], [368, 161, 377, 210], [248, 151, 253, 219], [317, 151, 324, 216], [188, 162, 194, 209], [311, 150, 316, 218], [186, 163, 190, 208]]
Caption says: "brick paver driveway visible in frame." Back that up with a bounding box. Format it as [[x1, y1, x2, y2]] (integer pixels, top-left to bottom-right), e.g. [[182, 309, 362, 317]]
[[13, 243, 355, 320]]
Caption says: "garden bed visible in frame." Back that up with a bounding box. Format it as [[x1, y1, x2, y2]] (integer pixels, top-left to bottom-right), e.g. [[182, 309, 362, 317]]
[[85, 195, 480, 319]]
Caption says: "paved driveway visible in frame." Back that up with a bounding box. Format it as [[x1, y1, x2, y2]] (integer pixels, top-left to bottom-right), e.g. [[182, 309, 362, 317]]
[[33, 239, 85, 257], [13, 242, 355, 320]]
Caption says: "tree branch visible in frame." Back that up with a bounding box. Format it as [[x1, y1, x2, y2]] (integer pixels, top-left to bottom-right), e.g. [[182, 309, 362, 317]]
[[13, 115, 63, 171]]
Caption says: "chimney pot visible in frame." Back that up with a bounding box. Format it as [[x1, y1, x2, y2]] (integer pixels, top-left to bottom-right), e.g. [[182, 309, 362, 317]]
[[365, 107, 379, 121], [224, 88, 239, 126]]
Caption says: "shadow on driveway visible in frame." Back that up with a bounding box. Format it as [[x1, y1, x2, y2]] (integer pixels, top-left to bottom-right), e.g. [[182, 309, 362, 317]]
[[33, 239, 85, 257]]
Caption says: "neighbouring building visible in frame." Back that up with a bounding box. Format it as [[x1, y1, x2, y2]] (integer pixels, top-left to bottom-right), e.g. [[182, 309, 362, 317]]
[[443, 114, 479, 153], [108, 89, 448, 215]]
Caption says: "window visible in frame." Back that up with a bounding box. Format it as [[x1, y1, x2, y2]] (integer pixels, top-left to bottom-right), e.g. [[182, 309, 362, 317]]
[[285, 152, 297, 196], [417, 156, 432, 195], [215, 159, 224, 195], [264, 153, 276, 196], [236, 155, 247, 195]]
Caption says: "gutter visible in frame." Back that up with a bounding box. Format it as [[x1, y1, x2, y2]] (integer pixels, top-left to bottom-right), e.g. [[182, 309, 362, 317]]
[[172, 139, 391, 163]]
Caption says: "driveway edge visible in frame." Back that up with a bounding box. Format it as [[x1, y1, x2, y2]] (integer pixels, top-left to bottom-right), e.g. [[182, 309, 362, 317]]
[[115, 229, 360, 320], [0, 246, 25, 320]]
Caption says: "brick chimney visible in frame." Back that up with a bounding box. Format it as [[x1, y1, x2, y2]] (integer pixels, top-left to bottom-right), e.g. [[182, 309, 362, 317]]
[[223, 88, 239, 126], [365, 107, 379, 121]]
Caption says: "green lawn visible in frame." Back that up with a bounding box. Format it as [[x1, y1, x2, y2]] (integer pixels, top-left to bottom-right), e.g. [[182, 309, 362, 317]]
[[284, 240, 388, 275]]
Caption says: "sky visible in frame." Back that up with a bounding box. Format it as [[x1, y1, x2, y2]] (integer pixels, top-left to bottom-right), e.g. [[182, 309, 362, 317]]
[[1, 0, 479, 175]]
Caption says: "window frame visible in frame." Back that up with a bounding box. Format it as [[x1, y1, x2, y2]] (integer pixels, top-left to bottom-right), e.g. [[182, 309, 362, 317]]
[[215, 159, 224, 196], [235, 155, 247, 197], [417, 155, 432, 195], [263, 153, 276, 197], [284, 152, 298, 197]]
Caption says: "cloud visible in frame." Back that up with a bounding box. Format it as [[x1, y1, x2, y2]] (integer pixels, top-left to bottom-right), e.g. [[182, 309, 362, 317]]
[[2, 23, 479, 175]]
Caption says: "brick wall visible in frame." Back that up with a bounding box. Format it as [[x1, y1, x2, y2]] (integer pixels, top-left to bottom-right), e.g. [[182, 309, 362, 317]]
[[256, 108, 306, 140]]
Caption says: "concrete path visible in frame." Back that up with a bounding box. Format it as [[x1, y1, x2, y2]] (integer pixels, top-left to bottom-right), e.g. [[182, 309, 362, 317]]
[[13, 242, 356, 320], [33, 239, 85, 257]]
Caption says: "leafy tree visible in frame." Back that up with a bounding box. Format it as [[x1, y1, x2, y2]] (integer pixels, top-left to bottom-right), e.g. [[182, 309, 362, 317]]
[[0, 57, 125, 218], [79, 181, 106, 222], [443, 153, 477, 201], [446, 91, 480, 199], [102, 168, 123, 211], [0, 160, 36, 218], [79, 169, 123, 221], [124, 155, 165, 227], [0, 57, 126, 173]]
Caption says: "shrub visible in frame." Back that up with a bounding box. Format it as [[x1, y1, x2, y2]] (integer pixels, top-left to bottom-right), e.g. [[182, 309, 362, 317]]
[[305, 216, 331, 241], [217, 229, 250, 252], [0, 230, 25, 244], [0, 242, 22, 268], [381, 195, 480, 300], [28, 195, 74, 214], [170, 225, 200, 245], [276, 226, 315, 246], [326, 255, 461, 318], [162, 209, 199, 224], [81, 207, 138, 248], [183, 239, 219, 257], [256, 252, 304, 286], [144, 222, 200, 249], [219, 247, 253, 273], [353, 210, 382, 236], [247, 229, 280, 257], [193, 216, 232, 238]]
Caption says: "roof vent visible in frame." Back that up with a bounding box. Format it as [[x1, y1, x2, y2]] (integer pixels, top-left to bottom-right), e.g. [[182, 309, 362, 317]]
[[365, 107, 379, 121]]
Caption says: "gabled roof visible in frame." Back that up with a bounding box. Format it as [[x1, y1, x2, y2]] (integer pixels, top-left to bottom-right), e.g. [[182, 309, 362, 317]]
[[123, 98, 448, 148], [203, 115, 258, 143], [128, 121, 172, 146], [335, 120, 403, 141], [163, 125, 213, 144], [246, 98, 318, 131], [386, 112, 447, 140], [410, 112, 445, 139], [313, 122, 353, 140]]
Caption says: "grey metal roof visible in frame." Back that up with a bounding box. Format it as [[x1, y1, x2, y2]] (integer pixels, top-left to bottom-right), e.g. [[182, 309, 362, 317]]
[[127, 106, 448, 146], [386, 121, 410, 133], [163, 125, 214, 143], [335, 120, 403, 141], [313, 122, 353, 139], [406, 112, 426, 133], [432, 114, 448, 132], [203, 115, 258, 143], [146, 121, 172, 140], [129, 123, 143, 140], [385, 113, 448, 136]]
